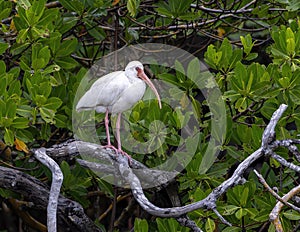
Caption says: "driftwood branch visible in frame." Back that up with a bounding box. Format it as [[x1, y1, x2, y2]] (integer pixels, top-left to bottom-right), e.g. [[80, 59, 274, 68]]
[[0, 165, 102, 232], [51, 104, 296, 231], [2, 104, 300, 231], [32, 148, 63, 232]]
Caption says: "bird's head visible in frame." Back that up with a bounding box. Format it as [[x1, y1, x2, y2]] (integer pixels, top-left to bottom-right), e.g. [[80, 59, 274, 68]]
[[125, 61, 162, 109], [125, 61, 144, 77]]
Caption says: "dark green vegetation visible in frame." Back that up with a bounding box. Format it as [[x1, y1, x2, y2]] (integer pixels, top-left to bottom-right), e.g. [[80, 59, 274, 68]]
[[0, 0, 300, 231]]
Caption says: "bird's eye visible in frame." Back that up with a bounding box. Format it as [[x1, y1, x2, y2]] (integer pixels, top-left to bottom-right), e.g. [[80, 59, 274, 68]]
[[135, 67, 141, 72]]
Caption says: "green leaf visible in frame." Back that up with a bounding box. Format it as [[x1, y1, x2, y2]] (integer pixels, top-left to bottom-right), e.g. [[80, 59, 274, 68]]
[[16, 105, 32, 118], [55, 57, 78, 69], [44, 97, 63, 110], [11, 42, 30, 56], [286, 27, 295, 40], [174, 60, 186, 82], [134, 219, 148, 232], [17, 0, 31, 10], [0, 42, 9, 55], [240, 34, 254, 55], [54, 114, 67, 128], [155, 0, 193, 18], [158, 218, 180, 232], [16, 129, 33, 143], [59, 0, 84, 15], [12, 117, 29, 129], [0, 60, 6, 74], [38, 8, 59, 26], [228, 49, 243, 70], [6, 100, 17, 118], [235, 208, 247, 219], [16, 28, 29, 44], [48, 32, 62, 54], [4, 128, 14, 146], [38, 46, 51, 64], [60, 161, 71, 178], [0, 6, 12, 21], [42, 64, 61, 75], [222, 205, 240, 215], [25, 0, 46, 26], [32, 45, 50, 70], [286, 0, 300, 11], [205, 45, 222, 70], [40, 107, 55, 123], [278, 77, 290, 88], [220, 38, 232, 70], [198, 139, 220, 174], [39, 82, 52, 99], [58, 17, 78, 34], [191, 96, 202, 121], [283, 210, 300, 220], [56, 38, 78, 57], [155, 2, 173, 18], [232, 62, 247, 91], [205, 218, 216, 232], [289, 89, 300, 104], [8, 80, 21, 97], [35, 95, 47, 106], [222, 227, 242, 232], [286, 38, 295, 55], [127, 0, 140, 17], [187, 58, 200, 81], [271, 47, 289, 59], [240, 187, 249, 207], [245, 52, 258, 61]]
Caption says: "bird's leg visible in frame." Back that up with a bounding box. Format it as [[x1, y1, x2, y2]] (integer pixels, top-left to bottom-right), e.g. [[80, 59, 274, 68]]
[[116, 113, 122, 151], [103, 109, 118, 151], [116, 113, 132, 162], [103, 112, 131, 164], [105, 109, 111, 146]]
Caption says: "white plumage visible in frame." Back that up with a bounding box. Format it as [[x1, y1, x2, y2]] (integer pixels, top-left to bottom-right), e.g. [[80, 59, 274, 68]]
[[76, 61, 161, 158]]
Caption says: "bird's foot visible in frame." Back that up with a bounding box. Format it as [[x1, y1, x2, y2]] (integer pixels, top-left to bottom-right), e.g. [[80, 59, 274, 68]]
[[116, 149, 132, 164], [103, 144, 118, 152], [103, 145, 132, 165]]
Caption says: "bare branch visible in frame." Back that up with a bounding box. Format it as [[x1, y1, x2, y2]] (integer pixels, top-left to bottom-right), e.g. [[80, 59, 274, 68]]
[[271, 152, 300, 173], [33, 148, 63, 232], [270, 183, 300, 231], [262, 104, 288, 148], [5, 103, 292, 231], [253, 169, 300, 212], [0, 166, 102, 232]]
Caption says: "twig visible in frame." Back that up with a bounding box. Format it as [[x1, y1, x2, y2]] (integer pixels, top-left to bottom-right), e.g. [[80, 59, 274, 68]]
[[33, 148, 63, 232], [176, 216, 203, 232], [261, 104, 288, 148], [271, 152, 300, 173], [269, 183, 300, 231], [253, 169, 300, 212]]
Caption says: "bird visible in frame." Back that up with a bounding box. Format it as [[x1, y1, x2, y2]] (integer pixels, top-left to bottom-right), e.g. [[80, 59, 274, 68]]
[[76, 61, 162, 159]]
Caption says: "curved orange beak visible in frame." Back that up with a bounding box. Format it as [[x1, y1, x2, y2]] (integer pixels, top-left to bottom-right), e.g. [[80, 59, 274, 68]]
[[136, 67, 162, 109]]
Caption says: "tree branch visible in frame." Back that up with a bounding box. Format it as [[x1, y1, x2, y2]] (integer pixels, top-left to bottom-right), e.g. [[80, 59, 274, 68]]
[[32, 148, 63, 232], [0, 166, 102, 232]]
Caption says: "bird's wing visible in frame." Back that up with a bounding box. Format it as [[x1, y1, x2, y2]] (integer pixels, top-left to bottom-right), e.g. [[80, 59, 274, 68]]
[[89, 71, 123, 88], [111, 80, 146, 114], [76, 71, 130, 113]]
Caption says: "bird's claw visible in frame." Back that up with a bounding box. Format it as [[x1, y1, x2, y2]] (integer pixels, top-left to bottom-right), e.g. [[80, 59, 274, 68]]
[[103, 145, 132, 165], [117, 149, 132, 164], [103, 144, 118, 152]]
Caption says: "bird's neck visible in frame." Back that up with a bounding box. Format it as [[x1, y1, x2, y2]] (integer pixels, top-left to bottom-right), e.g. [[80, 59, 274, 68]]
[[127, 74, 141, 83]]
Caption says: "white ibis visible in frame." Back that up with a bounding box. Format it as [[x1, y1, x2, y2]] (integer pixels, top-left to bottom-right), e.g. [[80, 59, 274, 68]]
[[76, 61, 162, 158]]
